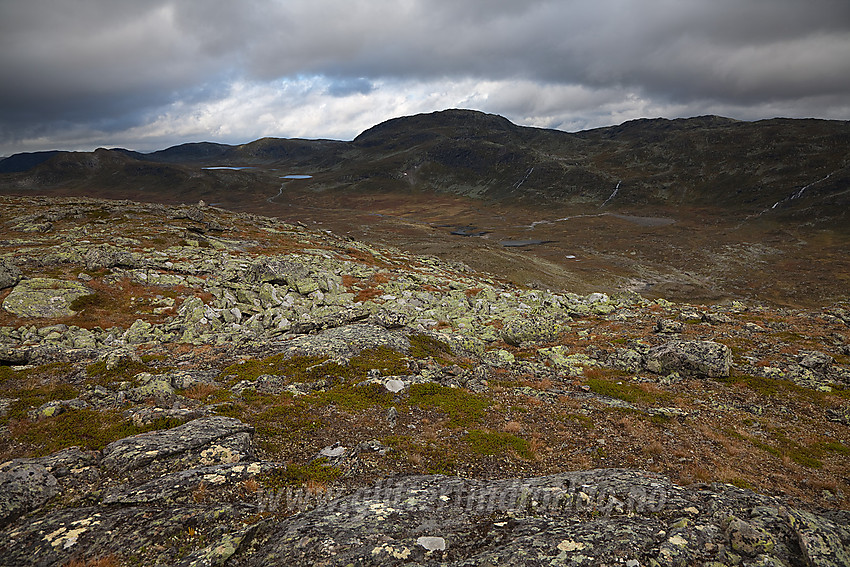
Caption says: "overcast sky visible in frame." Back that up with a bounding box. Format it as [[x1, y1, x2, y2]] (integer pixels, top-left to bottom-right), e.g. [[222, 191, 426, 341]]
[[2, 0, 849, 155]]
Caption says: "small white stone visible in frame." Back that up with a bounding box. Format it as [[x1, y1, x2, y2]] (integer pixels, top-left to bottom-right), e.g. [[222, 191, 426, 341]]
[[384, 379, 405, 393], [320, 446, 348, 458], [417, 536, 446, 551]]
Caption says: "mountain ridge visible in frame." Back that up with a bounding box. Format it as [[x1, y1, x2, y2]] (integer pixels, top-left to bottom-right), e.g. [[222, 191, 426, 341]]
[[2, 110, 848, 225]]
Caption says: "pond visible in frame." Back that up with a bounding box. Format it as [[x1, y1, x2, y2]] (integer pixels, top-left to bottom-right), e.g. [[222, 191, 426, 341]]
[[201, 166, 254, 170], [499, 239, 554, 247], [281, 174, 313, 179]]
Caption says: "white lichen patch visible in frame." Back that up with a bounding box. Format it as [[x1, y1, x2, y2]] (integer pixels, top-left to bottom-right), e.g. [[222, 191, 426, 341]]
[[371, 543, 411, 559], [44, 515, 101, 550], [557, 540, 587, 552], [200, 445, 242, 466], [668, 534, 688, 547], [203, 473, 227, 484], [367, 502, 398, 520]]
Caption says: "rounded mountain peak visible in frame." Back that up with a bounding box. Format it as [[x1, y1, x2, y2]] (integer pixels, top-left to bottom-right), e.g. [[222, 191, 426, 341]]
[[354, 109, 518, 148]]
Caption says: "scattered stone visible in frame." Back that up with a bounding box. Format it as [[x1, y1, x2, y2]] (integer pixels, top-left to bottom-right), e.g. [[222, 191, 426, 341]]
[[654, 318, 683, 334], [646, 340, 732, 378], [501, 315, 567, 346], [417, 536, 447, 551], [386, 406, 399, 427], [0, 258, 22, 290]]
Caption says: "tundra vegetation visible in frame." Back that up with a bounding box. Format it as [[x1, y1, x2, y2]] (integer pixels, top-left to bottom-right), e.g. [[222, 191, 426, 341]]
[[0, 191, 848, 565]]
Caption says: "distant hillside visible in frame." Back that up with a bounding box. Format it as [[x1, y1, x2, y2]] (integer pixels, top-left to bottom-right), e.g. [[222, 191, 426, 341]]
[[1, 109, 848, 225]]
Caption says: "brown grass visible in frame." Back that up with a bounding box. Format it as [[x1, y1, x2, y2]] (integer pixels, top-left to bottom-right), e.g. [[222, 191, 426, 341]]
[[63, 555, 123, 567]]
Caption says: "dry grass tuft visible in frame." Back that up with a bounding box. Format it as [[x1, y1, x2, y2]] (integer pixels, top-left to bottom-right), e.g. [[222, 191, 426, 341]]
[[63, 555, 123, 567]]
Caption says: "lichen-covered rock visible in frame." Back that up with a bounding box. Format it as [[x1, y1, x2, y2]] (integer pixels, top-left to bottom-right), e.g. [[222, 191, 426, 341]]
[[250, 258, 308, 286], [787, 508, 850, 567], [608, 348, 645, 373], [2, 278, 92, 318], [0, 504, 257, 567], [102, 461, 272, 505], [101, 416, 254, 473], [646, 340, 732, 378], [538, 346, 599, 376], [282, 324, 410, 359], [231, 469, 849, 566], [0, 346, 28, 365], [0, 258, 22, 290], [501, 315, 568, 347], [127, 372, 176, 401], [0, 460, 58, 527], [83, 244, 138, 270]]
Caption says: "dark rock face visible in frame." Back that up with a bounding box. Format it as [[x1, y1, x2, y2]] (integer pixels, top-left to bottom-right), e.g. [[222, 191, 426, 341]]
[[0, 460, 58, 527]]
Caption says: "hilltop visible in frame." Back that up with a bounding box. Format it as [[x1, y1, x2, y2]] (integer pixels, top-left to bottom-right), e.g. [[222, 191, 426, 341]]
[[0, 196, 848, 565]]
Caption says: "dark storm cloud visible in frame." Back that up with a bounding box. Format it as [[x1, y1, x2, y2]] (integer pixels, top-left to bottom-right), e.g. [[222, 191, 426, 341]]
[[1, 0, 849, 154]]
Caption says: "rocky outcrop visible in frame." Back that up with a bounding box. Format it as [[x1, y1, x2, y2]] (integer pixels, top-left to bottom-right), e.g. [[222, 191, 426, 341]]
[[234, 470, 850, 567], [101, 416, 254, 474]]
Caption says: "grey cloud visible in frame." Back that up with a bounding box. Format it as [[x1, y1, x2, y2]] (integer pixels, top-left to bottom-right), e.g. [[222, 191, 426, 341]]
[[325, 78, 374, 97], [1, 0, 848, 153]]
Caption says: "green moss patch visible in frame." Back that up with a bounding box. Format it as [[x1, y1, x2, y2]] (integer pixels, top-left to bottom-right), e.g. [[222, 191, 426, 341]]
[[585, 378, 671, 405], [409, 333, 454, 361], [1, 382, 78, 423], [222, 346, 408, 387], [222, 354, 329, 384], [465, 429, 532, 459], [11, 409, 187, 455], [85, 358, 151, 384], [258, 458, 342, 489], [408, 383, 489, 427], [312, 383, 395, 411]]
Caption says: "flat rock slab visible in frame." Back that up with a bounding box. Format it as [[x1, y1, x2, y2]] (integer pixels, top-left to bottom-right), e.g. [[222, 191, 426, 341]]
[[239, 469, 850, 566], [101, 416, 254, 474], [2, 277, 91, 318]]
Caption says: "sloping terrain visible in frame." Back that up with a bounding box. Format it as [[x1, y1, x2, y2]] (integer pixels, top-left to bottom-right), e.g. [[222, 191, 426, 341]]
[[0, 196, 848, 565]]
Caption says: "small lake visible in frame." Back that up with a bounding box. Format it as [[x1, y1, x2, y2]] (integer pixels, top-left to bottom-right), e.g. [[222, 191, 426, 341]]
[[202, 166, 254, 170], [499, 239, 554, 247], [281, 174, 313, 179]]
